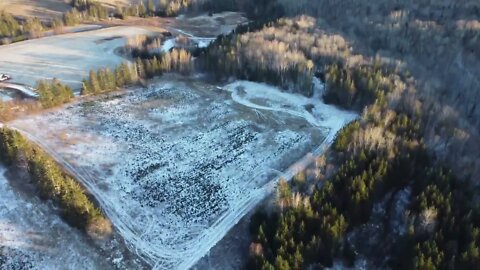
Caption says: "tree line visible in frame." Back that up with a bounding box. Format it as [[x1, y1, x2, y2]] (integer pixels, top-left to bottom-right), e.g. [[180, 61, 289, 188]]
[[108, 0, 193, 19], [0, 12, 45, 43], [1, 0, 154, 44], [0, 3, 104, 45], [70, 0, 108, 20], [323, 62, 398, 110], [82, 49, 192, 95], [36, 79, 74, 109], [0, 49, 192, 111], [0, 127, 111, 238], [199, 16, 357, 97], [199, 17, 326, 96]]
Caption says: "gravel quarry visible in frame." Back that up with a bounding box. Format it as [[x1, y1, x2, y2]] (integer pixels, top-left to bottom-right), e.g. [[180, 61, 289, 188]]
[[9, 76, 356, 269]]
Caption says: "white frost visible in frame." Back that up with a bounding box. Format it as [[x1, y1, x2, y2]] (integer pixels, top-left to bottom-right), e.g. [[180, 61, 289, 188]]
[[161, 39, 176, 52], [0, 26, 153, 90], [0, 83, 39, 98], [10, 78, 357, 269], [0, 167, 110, 269]]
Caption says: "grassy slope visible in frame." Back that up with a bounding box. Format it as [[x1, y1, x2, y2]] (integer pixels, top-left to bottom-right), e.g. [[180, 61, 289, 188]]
[[0, 0, 71, 19], [0, 0, 142, 20]]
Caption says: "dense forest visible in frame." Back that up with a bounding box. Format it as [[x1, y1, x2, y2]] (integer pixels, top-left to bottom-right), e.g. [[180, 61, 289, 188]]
[[246, 51, 480, 269], [200, 16, 350, 96], [219, 13, 480, 270], [273, 0, 480, 182], [0, 127, 111, 238]]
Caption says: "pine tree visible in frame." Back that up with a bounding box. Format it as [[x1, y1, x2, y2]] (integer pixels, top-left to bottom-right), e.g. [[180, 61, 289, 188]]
[[82, 79, 90, 94], [138, 2, 146, 17], [105, 68, 116, 90], [97, 68, 107, 91], [115, 66, 124, 87], [147, 0, 156, 16], [89, 69, 100, 93]]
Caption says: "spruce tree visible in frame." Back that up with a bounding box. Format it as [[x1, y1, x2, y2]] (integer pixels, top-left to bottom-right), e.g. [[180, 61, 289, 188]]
[[89, 69, 101, 93]]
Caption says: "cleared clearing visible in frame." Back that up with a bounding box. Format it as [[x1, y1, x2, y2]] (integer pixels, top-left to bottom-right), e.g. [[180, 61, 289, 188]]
[[10, 76, 356, 269], [0, 26, 153, 90], [0, 12, 247, 93]]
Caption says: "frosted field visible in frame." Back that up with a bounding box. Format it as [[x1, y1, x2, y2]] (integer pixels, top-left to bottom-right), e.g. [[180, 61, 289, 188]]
[[0, 26, 152, 90], [0, 166, 114, 270], [10, 77, 356, 269]]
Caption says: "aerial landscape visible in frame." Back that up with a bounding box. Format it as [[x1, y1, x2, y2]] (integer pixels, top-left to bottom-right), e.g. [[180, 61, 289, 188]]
[[0, 0, 479, 270]]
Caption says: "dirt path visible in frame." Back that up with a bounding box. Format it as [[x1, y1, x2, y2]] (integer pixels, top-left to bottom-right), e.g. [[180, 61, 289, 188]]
[[11, 123, 337, 269], [0, 82, 38, 98], [6, 80, 355, 269], [0, 165, 111, 269]]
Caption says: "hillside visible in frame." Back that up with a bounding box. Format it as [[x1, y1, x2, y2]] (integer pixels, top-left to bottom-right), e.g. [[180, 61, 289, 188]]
[[0, 0, 142, 20], [276, 0, 480, 180], [0, 0, 71, 20]]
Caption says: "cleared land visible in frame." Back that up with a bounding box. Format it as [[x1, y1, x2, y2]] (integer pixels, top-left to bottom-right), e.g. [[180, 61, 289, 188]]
[[0, 12, 247, 94], [0, 8, 348, 268], [0, 26, 152, 90], [10, 76, 356, 269]]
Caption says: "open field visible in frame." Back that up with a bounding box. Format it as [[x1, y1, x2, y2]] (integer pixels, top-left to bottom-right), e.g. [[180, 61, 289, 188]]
[[10, 76, 356, 269], [122, 12, 249, 38], [0, 0, 71, 20], [0, 11, 247, 94], [0, 26, 153, 90]]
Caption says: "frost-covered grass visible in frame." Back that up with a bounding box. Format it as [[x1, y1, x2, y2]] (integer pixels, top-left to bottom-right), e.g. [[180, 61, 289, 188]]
[[0, 166, 110, 269], [0, 26, 152, 90], [10, 77, 356, 269], [0, 90, 15, 102]]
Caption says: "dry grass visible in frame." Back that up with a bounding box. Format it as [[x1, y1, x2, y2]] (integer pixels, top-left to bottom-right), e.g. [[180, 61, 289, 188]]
[[86, 216, 113, 240], [114, 12, 248, 37], [0, 0, 71, 20], [0, 0, 141, 20]]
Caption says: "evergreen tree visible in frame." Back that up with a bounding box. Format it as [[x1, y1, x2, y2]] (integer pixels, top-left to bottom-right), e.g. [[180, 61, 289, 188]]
[[147, 0, 156, 16], [88, 69, 100, 93]]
